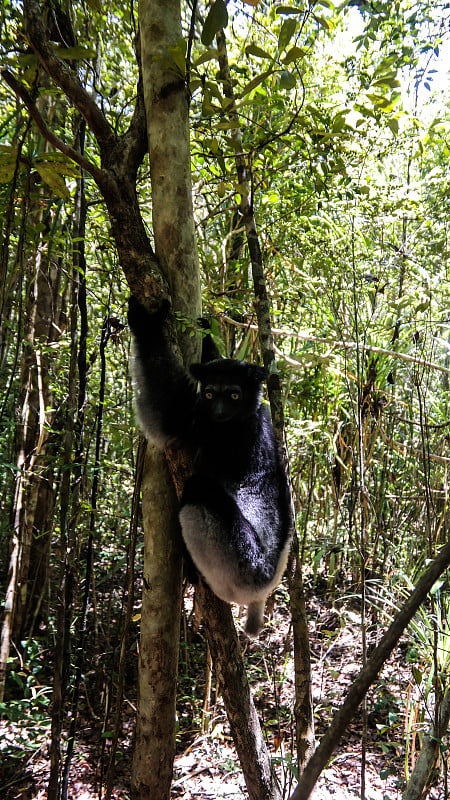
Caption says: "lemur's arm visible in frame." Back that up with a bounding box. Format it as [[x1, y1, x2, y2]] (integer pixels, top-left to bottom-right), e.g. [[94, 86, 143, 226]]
[[127, 296, 198, 447]]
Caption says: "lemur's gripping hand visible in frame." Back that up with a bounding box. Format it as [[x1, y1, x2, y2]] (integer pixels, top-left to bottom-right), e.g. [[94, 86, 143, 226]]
[[127, 296, 171, 350], [198, 317, 211, 332]]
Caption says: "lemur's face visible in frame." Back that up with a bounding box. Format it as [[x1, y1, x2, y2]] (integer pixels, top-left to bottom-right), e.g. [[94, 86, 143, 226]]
[[200, 381, 244, 422], [190, 358, 266, 422]]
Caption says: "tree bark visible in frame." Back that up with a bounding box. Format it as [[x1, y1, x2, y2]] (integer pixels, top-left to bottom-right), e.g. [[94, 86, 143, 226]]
[[198, 582, 282, 800], [131, 1, 202, 796], [139, 0, 201, 341], [131, 445, 183, 800], [287, 543, 315, 768]]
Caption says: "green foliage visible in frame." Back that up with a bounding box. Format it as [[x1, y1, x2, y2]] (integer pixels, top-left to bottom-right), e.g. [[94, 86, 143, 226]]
[[0, 640, 52, 757], [201, 0, 229, 46]]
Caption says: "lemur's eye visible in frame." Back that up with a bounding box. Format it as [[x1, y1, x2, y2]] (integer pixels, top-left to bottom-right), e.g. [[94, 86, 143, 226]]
[[205, 391, 214, 400], [231, 392, 240, 401]]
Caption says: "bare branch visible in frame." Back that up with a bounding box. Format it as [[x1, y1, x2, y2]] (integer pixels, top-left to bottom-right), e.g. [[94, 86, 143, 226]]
[[117, 36, 149, 178], [224, 316, 450, 378], [1, 69, 104, 183]]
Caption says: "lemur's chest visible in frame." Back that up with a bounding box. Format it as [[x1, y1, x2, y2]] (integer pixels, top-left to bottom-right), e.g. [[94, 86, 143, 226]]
[[193, 424, 253, 480]]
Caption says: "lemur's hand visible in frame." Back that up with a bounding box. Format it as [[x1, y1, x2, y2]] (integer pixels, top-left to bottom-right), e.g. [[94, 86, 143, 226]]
[[127, 296, 171, 342]]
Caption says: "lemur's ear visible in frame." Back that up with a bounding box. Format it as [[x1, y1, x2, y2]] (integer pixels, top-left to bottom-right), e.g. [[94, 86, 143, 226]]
[[253, 365, 268, 383], [189, 362, 206, 381]]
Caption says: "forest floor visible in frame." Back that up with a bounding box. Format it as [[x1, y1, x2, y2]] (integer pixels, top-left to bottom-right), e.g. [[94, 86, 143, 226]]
[[0, 578, 444, 800]]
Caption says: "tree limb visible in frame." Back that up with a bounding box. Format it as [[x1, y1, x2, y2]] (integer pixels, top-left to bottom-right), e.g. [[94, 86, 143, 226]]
[[14, 0, 164, 297], [1, 68, 103, 182], [197, 582, 282, 800]]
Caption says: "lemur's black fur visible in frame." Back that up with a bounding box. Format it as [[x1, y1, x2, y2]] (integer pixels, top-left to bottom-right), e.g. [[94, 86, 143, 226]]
[[128, 296, 292, 635]]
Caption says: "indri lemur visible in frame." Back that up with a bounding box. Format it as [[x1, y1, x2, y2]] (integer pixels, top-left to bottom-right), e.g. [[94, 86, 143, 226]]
[[128, 296, 292, 635]]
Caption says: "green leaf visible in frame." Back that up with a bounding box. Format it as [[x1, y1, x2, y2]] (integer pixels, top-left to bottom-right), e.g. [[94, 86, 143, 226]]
[[201, 89, 221, 116], [36, 164, 70, 200], [235, 181, 249, 197], [37, 160, 81, 179], [366, 92, 389, 106], [262, 191, 280, 204], [386, 117, 399, 135], [283, 46, 306, 63], [313, 14, 332, 30], [220, 96, 234, 111], [189, 79, 203, 93], [40, 151, 75, 163], [275, 6, 300, 14], [0, 164, 17, 182], [373, 55, 397, 75], [278, 18, 297, 52], [0, 144, 19, 181], [54, 46, 97, 60], [17, 53, 38, 68], [430, 578, 445, 594], [246, 43, 273, 60], [168, 39, 186, 75], [194, 48, 219, 67], [279, 70, 296, 90], [36, 154, 81, 178], [381, 92, 401, 113], [239, 69, 273, 98], [201, 0, 228, 46], [216, 121, 240, 130], [372, 76, 401, 89]]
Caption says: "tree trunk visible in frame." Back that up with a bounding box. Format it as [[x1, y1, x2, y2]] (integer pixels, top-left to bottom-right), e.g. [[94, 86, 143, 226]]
[[47, 136, 87, 799], [131, 445, 183, 799], [198, 582, 282, 800], [139, 0, 201, 338], [288, 543, 315, 768], [131, 1, 201, 796], [0, 189, 66, 700], [215, 27, 315, 772]]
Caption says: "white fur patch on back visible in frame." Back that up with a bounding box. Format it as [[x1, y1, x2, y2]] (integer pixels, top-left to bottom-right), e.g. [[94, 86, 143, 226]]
[[179, 504, 291, 607]]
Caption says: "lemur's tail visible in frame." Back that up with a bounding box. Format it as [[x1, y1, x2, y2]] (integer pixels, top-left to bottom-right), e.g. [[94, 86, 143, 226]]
[[245, 600, 265, 637]]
